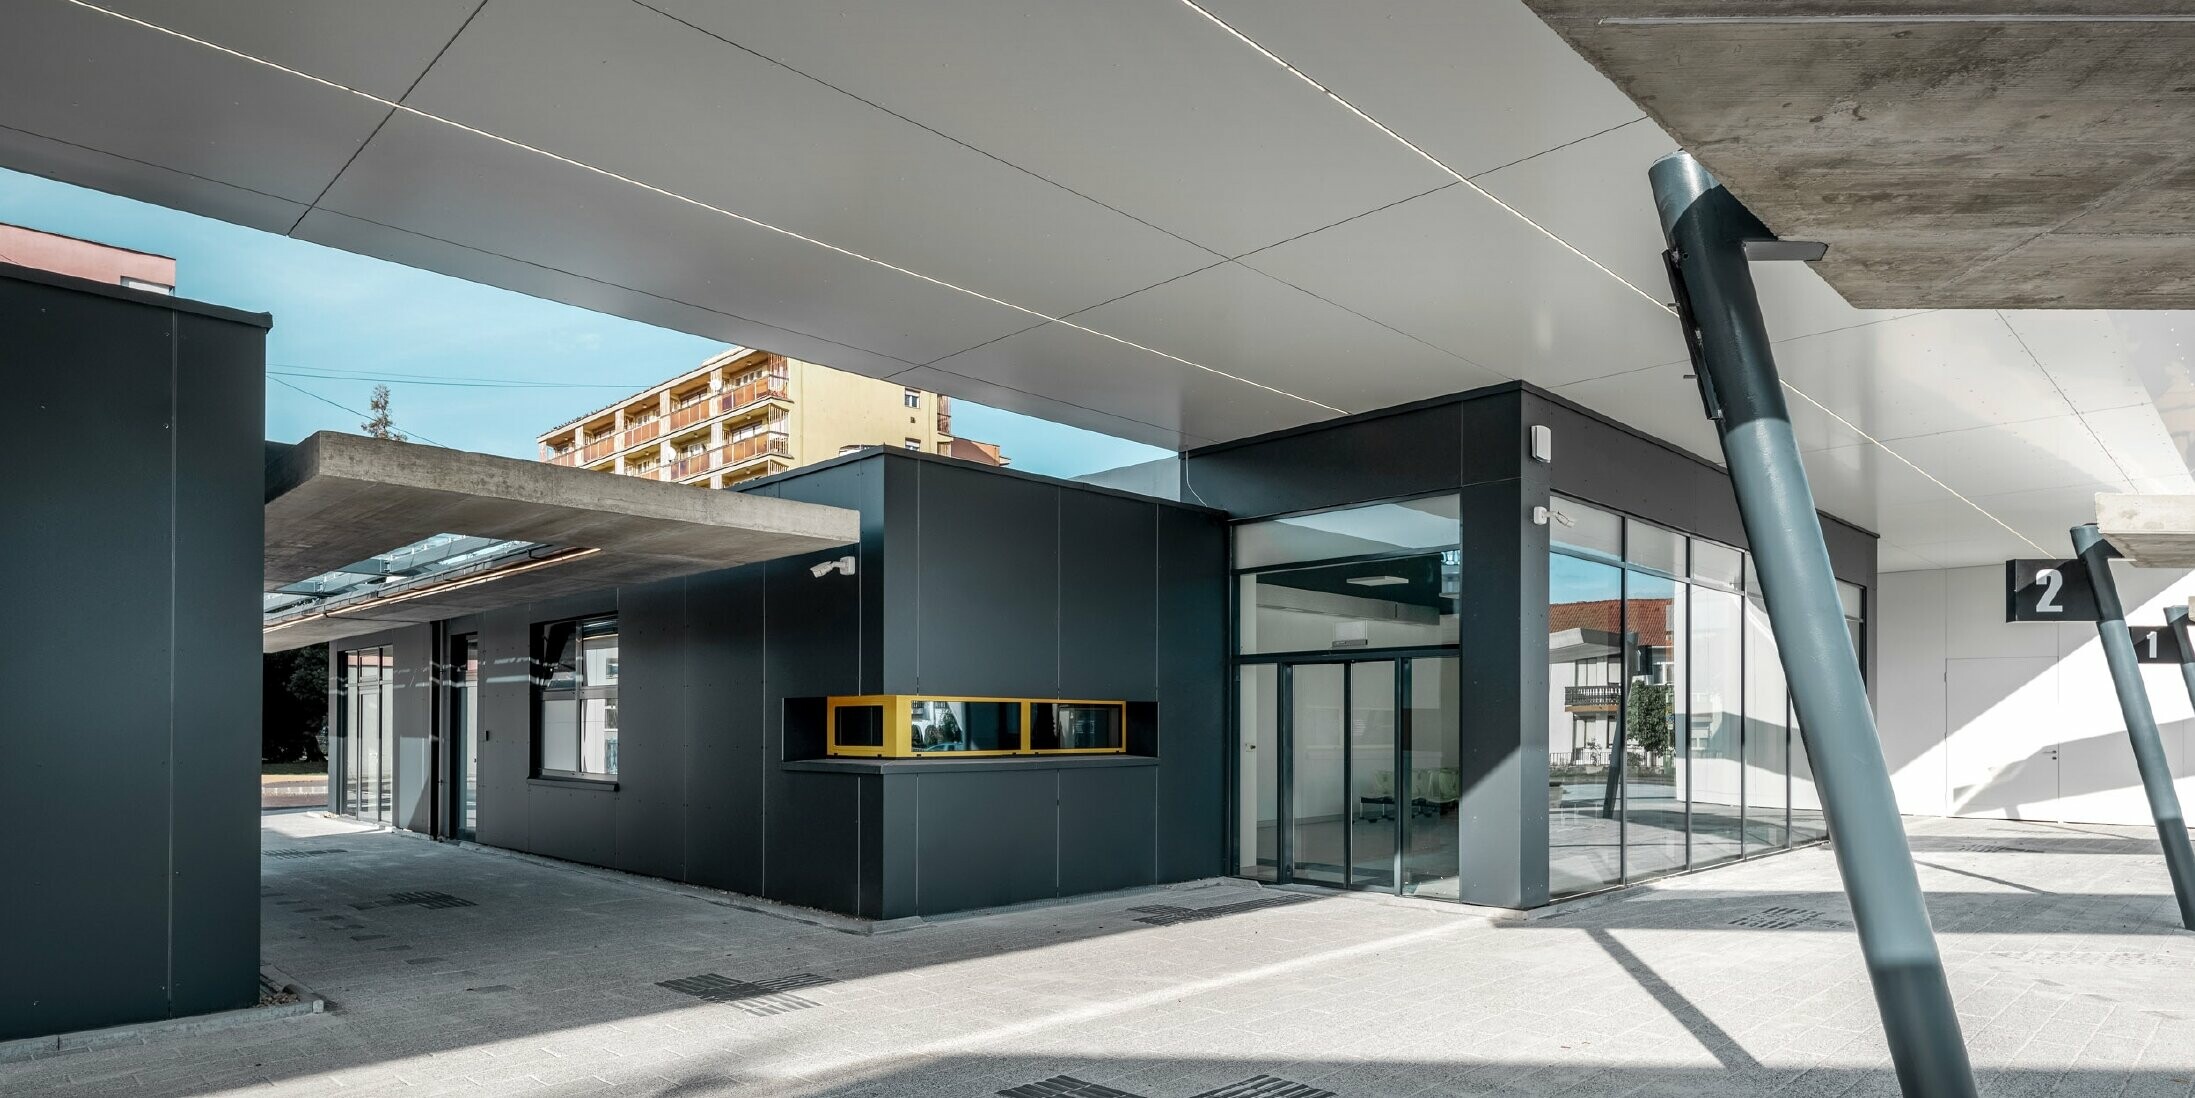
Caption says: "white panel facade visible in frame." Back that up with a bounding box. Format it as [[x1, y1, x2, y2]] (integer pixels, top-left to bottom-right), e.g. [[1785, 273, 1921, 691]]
[[1877, 563, 2195, 826]]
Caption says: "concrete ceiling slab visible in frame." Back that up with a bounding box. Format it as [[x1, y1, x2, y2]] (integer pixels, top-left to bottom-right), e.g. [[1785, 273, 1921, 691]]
[[2098, 493, 2195, 566], [263, 431, 858, 650], [1520, 1, 2195, 309]]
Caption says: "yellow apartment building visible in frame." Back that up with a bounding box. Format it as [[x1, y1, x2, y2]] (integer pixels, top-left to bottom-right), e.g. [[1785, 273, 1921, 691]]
[[536, 348, 1006, 489]]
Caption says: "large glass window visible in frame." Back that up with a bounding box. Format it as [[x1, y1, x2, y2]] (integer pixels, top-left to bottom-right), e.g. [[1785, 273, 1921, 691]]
[[1622, 570, 1687, 882], [537, 616, 618, 780], [1239, 665, 1280, 882], [1241, 553, 1457, 654], [1742, 596, 1788, 854], [1548, 552, 1625, 897], [1234, 495, 1460, 570], [1403, 656, 1461, 899], [341, 646, 394, 822], [1689, 586, 1745, 868]]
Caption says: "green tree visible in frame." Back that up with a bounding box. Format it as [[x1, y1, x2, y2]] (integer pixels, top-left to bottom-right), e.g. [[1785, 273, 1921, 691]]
[[1626, 680, 1675, 761], [263, 647, 329, 763], [361, 383, 407, 441]]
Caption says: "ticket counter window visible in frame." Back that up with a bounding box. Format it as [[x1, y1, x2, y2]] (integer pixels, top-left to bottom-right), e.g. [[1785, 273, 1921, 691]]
[[1032, 703, 1124, 752], [911, 700, 1020, 753]]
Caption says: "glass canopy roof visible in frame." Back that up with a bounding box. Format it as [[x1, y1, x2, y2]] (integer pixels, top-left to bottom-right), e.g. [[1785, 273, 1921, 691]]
[[262, 533, 545, 622]]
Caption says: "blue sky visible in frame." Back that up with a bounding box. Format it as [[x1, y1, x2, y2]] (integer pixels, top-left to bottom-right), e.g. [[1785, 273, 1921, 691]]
[[0, 167, 1167, 477]]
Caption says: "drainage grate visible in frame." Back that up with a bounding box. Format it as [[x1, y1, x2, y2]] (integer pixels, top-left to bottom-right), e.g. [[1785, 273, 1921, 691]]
[[352, 890, 476, 911], [657, 972, 835, 1016], [998, 1076, 1335, 1098], [1728, 906, 1826, 930], [1955, 843, 2043, 854], [1190, 1077, 1337, 1098], [1128, 894, 1311, 927], [1001, 1078, 1145, 1098], [265, 848, 348, 860]]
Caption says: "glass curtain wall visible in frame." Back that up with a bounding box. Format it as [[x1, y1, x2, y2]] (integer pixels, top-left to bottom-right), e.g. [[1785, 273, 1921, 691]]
[[1233, 495, 1462, 899], [341, 646, 394, 822], [1547, 498, 1855, 899]]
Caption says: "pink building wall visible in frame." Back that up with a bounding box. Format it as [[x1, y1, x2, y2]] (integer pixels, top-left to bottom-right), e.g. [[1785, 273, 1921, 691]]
[[0, 222, 175, 289]]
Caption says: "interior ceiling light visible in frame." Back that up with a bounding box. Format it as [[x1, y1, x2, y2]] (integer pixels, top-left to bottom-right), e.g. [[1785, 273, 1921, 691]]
[[1347, 575, 1409, 587], [60, 0, 1342, 418], [1177, 0, 2051, 557]]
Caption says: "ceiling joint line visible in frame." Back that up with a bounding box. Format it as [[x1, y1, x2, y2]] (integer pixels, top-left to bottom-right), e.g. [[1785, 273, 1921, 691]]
[[58, 0, 1341, 416], [1174, 0, 1673, 314], [1173, 0, 2046, 557], [1777, 382, 2049, 556], [1994, 310, 2139, 486]]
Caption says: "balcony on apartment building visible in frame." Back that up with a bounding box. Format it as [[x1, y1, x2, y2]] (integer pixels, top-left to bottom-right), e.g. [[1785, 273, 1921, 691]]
[[719, 370, 790, 418]]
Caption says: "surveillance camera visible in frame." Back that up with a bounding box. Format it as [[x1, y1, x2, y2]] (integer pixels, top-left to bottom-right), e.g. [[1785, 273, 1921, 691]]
[[810, 555, 856, 578]]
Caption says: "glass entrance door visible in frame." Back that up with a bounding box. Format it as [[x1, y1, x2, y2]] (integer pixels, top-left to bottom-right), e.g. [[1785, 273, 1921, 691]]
[[450, 634, 479, 841], [1241, 657, 1424, 894]]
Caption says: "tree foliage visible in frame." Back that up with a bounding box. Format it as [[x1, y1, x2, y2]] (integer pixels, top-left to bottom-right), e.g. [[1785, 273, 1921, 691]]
[[1626, 680, 1676, 759], [263, 647, 329, 763], [361, 383, 407, 441]]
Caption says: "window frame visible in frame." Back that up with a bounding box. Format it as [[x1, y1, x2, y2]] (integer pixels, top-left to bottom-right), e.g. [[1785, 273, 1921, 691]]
[[534, 614, 620, 782]]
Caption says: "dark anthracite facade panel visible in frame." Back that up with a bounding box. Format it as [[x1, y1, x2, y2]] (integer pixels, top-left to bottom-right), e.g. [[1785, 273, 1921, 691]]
[[322, 453, 1229, 921], [0, 268, 266, 1041]]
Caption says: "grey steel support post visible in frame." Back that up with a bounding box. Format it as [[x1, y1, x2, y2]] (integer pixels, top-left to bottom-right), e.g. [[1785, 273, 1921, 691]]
[[1651, 152, 1977, 1098], [2079, 527, 2195, 929]]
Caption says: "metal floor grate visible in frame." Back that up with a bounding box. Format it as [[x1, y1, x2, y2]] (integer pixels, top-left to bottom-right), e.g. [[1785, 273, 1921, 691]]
[[1128, 894, 1312, 927], [1729, 906, 1826, 930], [657, 972, 834, 1016], [1955, 843, 2044, 854], [352, 890, 477, 911], [999, 1075, 1336, 1098], [265, 848, 348, 860]]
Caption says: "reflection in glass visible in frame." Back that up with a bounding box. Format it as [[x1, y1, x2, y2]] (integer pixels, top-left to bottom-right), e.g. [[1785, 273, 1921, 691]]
[[537, 616, 618, 779], [1689, 587, 1744, 868], [1234, 495, 1460, 569], [1622, 570, 1687, 881], [1348, 662, 1397, 891], [910, 700, 1021, 752], [1403, 656, 1461, 899], [342, 647, 394, 823], [454, 635, 478, 839], [1789, 701, 1827, 844], [1239, 665, 1279, 881], [1549, 552, 1625, 897], [1691, 540, 1743, 590], [1742, 597, 1788, 853], [1625, 519, 1685, 577], [1290, 663, 1347, 886], [1030, 703, 1123, 751], [1240, 553, 1458, 655], [1551, 497, 1622, 560]]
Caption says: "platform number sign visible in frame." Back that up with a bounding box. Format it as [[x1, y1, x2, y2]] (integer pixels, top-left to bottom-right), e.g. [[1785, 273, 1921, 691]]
[[2132, 624, 2186, 665], [2004, 559, 2101, 622]]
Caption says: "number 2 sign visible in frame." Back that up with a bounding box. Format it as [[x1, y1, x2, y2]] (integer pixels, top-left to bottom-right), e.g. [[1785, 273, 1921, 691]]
[[2004, 559, 2101, 622]]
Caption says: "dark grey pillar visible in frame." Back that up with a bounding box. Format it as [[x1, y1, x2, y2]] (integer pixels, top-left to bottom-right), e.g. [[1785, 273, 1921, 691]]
[[1650, 152, 1977, 1098], [2079, 527, 2195, 929]]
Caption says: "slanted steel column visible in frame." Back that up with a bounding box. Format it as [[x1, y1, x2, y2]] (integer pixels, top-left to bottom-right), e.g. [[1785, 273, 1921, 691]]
[[2079, 527, 2195, 929], [1651, 152, 1977, 1098]]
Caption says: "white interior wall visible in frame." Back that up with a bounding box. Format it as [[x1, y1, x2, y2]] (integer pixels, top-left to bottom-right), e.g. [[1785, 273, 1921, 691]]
[[1877, 563, 2195, 825]]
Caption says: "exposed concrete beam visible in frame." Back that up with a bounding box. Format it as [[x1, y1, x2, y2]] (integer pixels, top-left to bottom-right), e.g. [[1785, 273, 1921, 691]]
[[2096, 493, 2195, 566], [1523, 1, 2195, 309], [263, 432, 858, 651]]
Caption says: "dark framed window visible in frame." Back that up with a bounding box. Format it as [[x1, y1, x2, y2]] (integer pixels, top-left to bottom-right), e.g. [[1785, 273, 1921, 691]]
[[536, 616, 619, 780]]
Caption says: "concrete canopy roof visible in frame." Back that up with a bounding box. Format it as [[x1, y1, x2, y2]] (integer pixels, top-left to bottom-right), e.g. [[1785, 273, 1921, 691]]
[[1520, 2, 2195, 310], [10, 0, 2195, 573], [262, 432, 858, 651]]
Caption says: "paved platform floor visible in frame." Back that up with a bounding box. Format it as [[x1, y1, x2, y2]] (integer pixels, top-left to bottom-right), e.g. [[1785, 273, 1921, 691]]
[[7, 812, 2195, 1097]]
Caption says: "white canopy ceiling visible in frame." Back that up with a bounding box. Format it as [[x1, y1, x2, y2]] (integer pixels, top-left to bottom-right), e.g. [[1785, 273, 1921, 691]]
[[6, 0, 2192, 570]]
